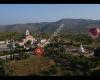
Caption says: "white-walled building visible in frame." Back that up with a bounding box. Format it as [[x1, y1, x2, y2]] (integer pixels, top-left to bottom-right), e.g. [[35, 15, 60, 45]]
[[41, 39, 47, 44], [18, 29, 36, 46]]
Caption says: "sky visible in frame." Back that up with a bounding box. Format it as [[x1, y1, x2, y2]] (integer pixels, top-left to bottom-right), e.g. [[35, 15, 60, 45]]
[[0, 4, 100, 25]]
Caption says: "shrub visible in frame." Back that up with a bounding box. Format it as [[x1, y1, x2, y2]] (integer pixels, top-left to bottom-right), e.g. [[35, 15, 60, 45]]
[[93, 47, 100, 57], [4, 56, 55, 76]]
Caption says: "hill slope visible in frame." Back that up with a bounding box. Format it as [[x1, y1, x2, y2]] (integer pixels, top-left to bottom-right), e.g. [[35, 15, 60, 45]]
[[0, 18, 100, 34]]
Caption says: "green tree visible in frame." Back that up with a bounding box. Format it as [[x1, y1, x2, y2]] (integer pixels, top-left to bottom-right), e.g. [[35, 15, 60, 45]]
[[0, 59, 6, 76], [93, 47, 100, 58], [25, 40, 32, 46]]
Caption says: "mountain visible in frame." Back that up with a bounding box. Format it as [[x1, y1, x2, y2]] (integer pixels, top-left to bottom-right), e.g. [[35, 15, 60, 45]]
[[0, 18, 100, 34]]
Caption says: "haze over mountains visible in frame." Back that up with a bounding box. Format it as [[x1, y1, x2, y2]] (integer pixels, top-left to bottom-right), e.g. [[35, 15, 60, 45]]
[[0, 18, 100, 34]]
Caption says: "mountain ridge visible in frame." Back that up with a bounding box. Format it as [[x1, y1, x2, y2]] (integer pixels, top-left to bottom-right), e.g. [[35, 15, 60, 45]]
[[0, 18, 100, 34]]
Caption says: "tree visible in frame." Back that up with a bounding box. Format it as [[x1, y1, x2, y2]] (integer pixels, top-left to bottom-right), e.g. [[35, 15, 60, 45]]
[[74, 34, 93, 45], [44, 42, 66, 58], [94, 47, 100, 58], [39, 65, 60, 76], [25, 40, 31, 45], [0, 59, 6, 76]]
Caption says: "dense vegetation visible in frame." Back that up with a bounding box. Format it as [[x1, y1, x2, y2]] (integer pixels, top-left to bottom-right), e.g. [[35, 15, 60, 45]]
[[0, 32, 21, 41], [1, 46, 100, 76], [0, 31, 100, 76]]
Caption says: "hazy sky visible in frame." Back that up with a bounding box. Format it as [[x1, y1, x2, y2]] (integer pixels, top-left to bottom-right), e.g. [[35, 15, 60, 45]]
[[0, 4, 100, 25]]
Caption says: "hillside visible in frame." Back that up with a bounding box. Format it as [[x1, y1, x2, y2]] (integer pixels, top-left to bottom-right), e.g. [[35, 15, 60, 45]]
[[0, 18, 100, 34]]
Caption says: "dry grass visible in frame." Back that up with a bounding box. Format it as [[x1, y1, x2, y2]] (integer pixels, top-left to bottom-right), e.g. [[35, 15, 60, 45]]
[[4, 56, 55, 76]]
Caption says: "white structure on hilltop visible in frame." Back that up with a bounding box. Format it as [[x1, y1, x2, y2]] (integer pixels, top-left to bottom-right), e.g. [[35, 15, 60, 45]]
[[79, 43, 85, 53]]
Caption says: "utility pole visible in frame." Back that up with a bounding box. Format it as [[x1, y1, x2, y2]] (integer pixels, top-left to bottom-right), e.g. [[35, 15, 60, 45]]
[[12, 40, 16, 60], [10, 39, 16, 60]]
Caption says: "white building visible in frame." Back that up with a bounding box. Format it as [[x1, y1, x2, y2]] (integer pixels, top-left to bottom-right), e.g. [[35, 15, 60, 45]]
[[0, 40, 10, 51], [79, 43, 85, 53], [41, 39, 47, 44], [0, 40, 10, 44], [25, 29, 36, 44], [18, 29, 36, 46]]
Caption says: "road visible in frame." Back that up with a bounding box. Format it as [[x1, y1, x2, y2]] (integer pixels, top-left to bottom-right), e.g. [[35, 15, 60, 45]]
[[0, 54, 19, 61], [0, 52, 33, 61]]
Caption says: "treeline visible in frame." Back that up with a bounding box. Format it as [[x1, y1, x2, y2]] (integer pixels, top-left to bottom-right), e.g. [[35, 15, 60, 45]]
[[59, 33, 95, 45], [0, 31, 99, 46], [0, 41, 100, 76], [0, 32, 21, 41], [0, 35, 100, 76]]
